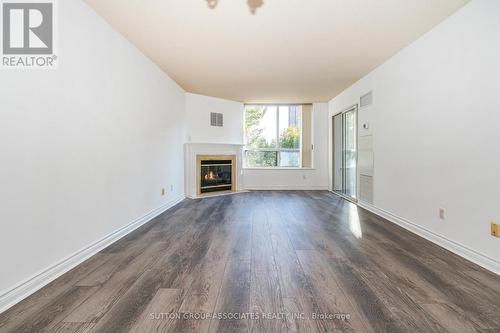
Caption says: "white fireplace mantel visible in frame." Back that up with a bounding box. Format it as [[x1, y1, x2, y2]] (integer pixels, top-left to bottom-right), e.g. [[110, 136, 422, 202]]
[[184, 142, 244, 198]]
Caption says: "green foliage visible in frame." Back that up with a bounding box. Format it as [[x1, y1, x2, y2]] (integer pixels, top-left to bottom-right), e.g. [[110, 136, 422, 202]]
[[245, 107, 268, 149], [245, 106, 265, 131], [280, 127, 300, 149], [245, 151, 277, 167]]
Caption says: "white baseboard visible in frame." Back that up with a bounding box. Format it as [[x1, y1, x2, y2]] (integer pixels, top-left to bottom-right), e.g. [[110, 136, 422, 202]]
[[356, 200, 500, 276], [0, 195, 185, 314], [243, 186, 329, 191]]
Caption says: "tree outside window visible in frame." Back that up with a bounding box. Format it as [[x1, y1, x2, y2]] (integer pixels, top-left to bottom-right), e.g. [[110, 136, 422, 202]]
[[244, 105, 302, 167]]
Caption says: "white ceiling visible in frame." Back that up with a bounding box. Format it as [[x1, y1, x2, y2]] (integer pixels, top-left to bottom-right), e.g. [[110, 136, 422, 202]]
[[84, 0, 469, 103]]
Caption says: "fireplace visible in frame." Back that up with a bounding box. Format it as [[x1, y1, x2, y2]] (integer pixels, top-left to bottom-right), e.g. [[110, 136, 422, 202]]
[[197, 155, 236, 195]]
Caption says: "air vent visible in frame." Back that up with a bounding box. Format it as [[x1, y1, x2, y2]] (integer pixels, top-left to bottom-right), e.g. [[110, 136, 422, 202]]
[[360, 92, 373, 108], [359, 175, 374, 204], [210, 112, 223, 127]]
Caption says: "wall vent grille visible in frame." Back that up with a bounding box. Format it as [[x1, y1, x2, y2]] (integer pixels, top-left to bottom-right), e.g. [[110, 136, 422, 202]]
[[360, 92, 373, 108], [210, 112, 223, 127], [359, 175, 374, 204]]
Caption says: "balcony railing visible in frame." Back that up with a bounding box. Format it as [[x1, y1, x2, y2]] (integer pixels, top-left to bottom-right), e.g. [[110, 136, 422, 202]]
[[244, 148, 300, 168]]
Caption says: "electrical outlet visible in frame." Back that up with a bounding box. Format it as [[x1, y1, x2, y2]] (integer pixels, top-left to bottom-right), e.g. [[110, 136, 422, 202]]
[[302, 174, 307, 180], [491, 222, 499, 238], [439, 208, 445, 220], [170, 185, 174, 192], [161, 188, 166, 196]]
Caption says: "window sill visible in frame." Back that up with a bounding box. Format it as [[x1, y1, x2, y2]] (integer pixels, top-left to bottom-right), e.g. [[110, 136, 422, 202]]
[[243, 167, 316, 171]]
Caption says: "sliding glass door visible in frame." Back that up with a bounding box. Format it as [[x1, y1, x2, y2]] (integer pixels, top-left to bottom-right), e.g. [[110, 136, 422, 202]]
[[332, 106, 357, 199]]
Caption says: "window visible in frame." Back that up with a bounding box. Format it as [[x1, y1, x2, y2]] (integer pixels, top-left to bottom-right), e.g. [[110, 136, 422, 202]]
[[244, 104, 309, 168]]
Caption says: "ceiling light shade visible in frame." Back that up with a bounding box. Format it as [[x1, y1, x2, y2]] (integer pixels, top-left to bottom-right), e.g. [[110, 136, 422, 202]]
[[247, 0, 264, 14], [206, 0, 218, 9]]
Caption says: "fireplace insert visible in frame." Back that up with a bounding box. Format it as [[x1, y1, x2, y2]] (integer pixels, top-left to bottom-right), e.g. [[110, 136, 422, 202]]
[[200, 159, 233, 194]]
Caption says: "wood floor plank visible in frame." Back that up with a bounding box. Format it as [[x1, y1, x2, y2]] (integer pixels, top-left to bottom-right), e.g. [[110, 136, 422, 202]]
[[323, 257, 402, 332], [364, 245, 448, 305], [281, 297, 318, 333], [171, 217, 235, 333], [425, 257, 500, 302], [179, 198, 233, 283], [89, 269, 170, 333], [264, 192, 320, 333], [421, 303, 483, 333], [49, 322, 95, 333], [128, 288, 183, 333], [229, 220, 252, 260], [75, 254, 119, 287], [180, 222, 231, 298], [250, 266, 287, 333], [251, 203, 276, 273], [0, 253, 112, 332], [463, 269, 500, 294], [173, 294, 214, 333], [99, 200, 188, 255], [296, 250, 369, 333], [154, 196, 229, 290], [247, 193, 288, 332], [265, 195, 311, 299], [208, 258, 251, 333], [357, 270, 447, 332], [7, 286, 98, 333], [63, 241, 167, 323], [381, 242, 500, 329]]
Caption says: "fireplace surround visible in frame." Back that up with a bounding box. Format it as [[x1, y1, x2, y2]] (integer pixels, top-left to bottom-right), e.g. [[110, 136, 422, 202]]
[[185, 143, 243, 198]]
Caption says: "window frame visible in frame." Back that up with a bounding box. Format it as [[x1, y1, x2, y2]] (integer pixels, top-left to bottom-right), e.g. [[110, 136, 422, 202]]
[[243, 104, 304, 169]]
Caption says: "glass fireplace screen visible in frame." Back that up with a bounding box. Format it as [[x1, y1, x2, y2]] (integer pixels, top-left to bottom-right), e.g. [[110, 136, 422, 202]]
[[200, 160, 233, 194]]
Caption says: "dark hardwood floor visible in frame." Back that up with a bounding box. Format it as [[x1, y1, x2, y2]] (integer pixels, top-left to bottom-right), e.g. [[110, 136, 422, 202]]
[[1, 191, 499, 333]]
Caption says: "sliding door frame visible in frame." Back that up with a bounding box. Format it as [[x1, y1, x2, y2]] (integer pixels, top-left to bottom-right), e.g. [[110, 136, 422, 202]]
[[332, 104, 358, 202], [332, 113, 343, 192]]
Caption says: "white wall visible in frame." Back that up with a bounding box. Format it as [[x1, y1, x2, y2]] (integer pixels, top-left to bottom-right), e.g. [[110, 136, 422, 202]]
[[185, 93, 244, 145], [329, 0, 500, 271], [244, 103, 329, 190], [0, 0, 186, 301]]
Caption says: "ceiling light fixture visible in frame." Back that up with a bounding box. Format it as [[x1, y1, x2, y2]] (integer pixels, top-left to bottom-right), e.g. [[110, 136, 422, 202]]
[[205, 0, 264, 15], [247, 0, 263, 14], [206, 0, 218, 9]]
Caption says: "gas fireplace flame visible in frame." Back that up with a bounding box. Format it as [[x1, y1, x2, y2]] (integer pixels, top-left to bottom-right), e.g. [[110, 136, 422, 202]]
[[204, 171, 218, 181]]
